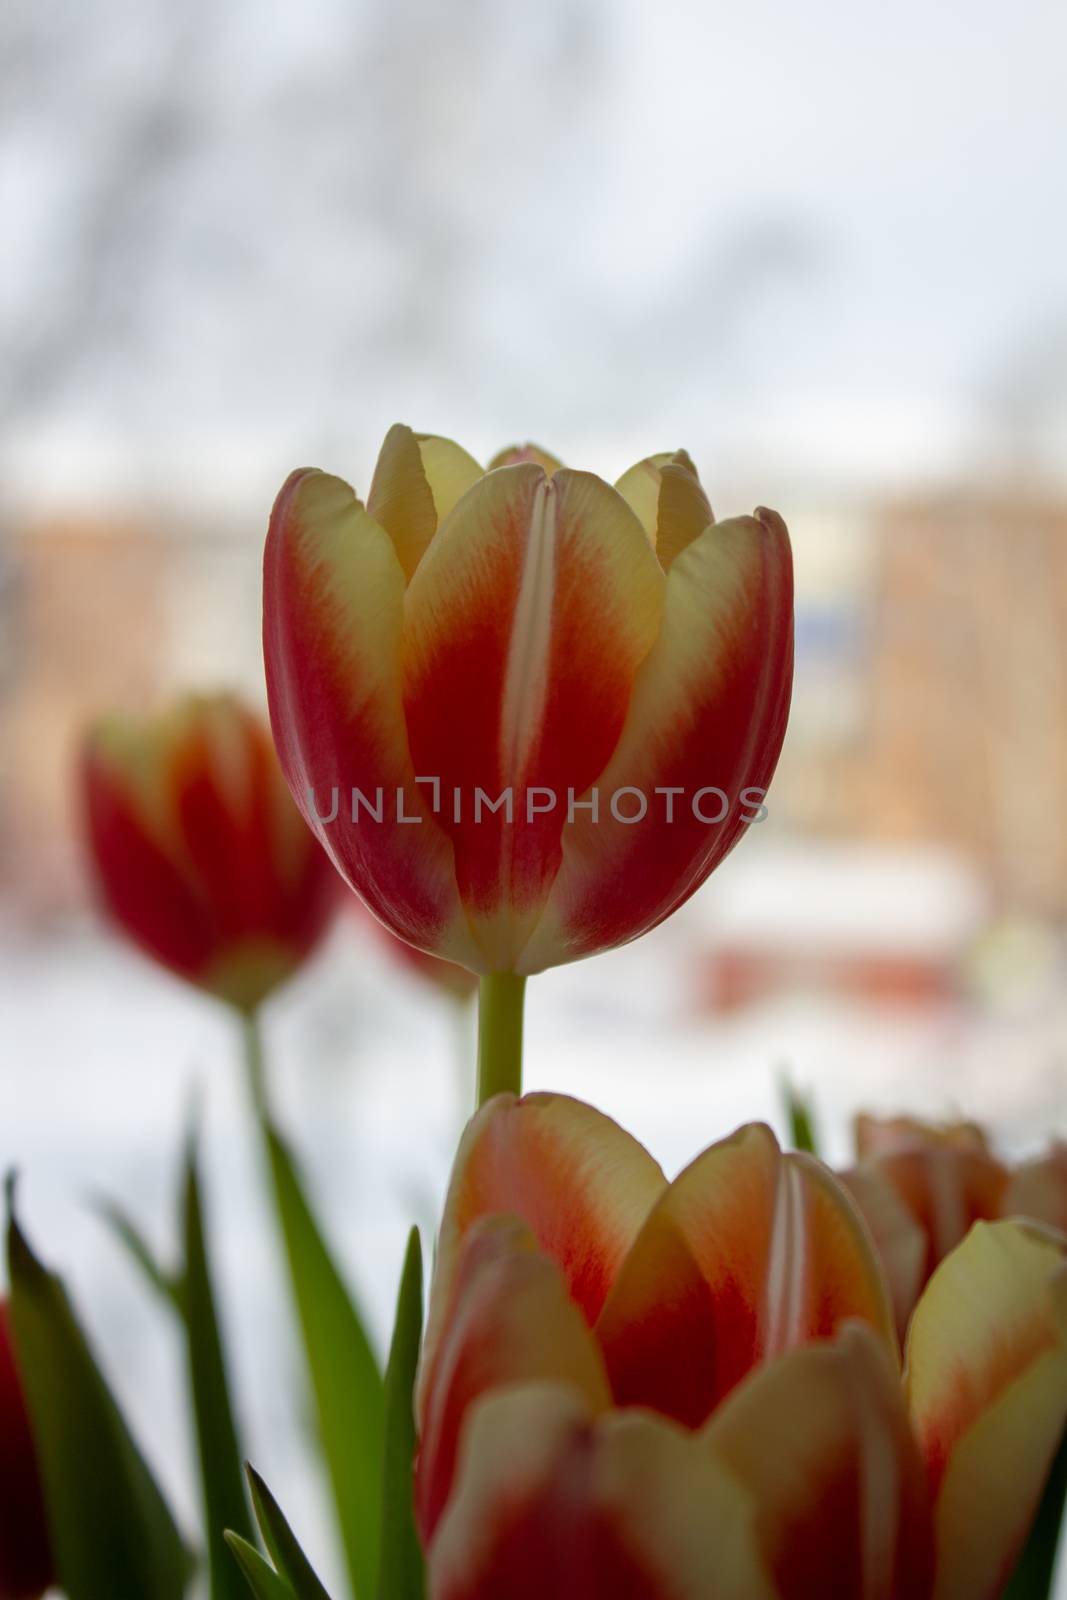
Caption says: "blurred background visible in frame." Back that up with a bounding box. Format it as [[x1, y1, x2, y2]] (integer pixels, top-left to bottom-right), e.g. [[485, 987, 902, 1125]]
[[3, 0, 1067, 1589]]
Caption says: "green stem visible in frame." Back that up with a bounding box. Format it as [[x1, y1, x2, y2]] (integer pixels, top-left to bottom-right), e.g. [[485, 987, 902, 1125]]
[[241, 1007, 268, 1117], [476, 974, 527, 1106]]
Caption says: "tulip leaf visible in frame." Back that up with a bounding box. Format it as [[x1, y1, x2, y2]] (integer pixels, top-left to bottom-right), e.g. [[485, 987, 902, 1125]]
[[93, 1192, 183, 1311], [1003, 1418, 1067, 1598], [247, 1466, 332, 1600], [5, 1181, 190, 1600], [376, 1229, 425, 1600], [263, 1123, 384, 1600], [183, 1135, 258, 1600], [780, 1075, 820, 1157], [226, 1533, 297, 1600]]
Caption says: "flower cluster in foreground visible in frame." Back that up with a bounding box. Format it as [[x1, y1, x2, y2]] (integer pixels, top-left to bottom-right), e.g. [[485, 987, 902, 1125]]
[[416, 1093, 1067, 1599], [263, 427, 793, 975]]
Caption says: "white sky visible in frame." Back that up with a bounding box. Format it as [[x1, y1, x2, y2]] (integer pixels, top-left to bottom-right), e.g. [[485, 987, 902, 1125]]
[[3, 0, 1066, 510]]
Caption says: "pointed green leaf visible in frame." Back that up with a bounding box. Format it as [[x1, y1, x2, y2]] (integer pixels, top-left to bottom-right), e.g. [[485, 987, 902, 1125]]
[[780, 1075, 819, 1156], [225, 1533, 296, 1600], [247, 1466, 331, 1600], [6, 1181, 190, 1600], [1003, 1418, 1067, 1598], [377, 1229, 425, 1600], [264, 1124, 384, 1600], [183, 1136, 258, 1600], [93, 1193, 183, 1311]]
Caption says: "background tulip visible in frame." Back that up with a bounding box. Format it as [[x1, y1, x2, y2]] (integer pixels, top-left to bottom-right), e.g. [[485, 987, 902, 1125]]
[[836, 1112, 1067, 1335], [263, 424, 793, 985], [82, 692, 339, 1011], [0, 1303, 53, 1600]]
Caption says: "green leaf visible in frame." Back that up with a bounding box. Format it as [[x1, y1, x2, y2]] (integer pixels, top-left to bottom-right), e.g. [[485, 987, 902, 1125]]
[[183, 1136, 258, 1600], [376, 1229, 425, 1600], [1003, 1418, 1067, 1598], [780, 1075, 819, 1156], [247, 1466, 332, 1600], [264, 1124, 384, 1600], [5, 1180, 190, 1600], [93, 1193, 183, 1311], [225, 1533, 296, 1600]]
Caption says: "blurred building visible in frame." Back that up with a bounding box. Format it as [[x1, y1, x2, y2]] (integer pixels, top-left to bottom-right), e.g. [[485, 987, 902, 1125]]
[[843, 492, 1067, 920]]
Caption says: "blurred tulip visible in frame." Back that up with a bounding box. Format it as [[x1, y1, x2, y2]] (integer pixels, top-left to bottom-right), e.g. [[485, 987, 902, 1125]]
[[416, 1096, 1067, 1599], [843, 1113, 1067, 1340], [263, 424, 792, 977], [82, 693, 338, 1010], [0, 1303, 53, 1600]]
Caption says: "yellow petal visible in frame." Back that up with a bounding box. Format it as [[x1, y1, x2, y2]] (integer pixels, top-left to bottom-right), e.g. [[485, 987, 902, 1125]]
[[488, 443, 563, 474], [367, 422, 483, 581], [615, 449, 714, 571], [905, 1219, 1067, 1600]]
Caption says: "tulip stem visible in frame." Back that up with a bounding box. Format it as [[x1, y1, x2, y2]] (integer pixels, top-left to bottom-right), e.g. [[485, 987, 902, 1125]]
[[476, 974, 526, 1106], [241, 1007, 268, 1116]]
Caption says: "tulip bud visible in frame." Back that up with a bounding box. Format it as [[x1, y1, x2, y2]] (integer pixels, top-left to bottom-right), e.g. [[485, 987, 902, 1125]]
[[0, 1303, 53, 1600], [263, 425, 793, 975], [82, 693, 338, 1010]]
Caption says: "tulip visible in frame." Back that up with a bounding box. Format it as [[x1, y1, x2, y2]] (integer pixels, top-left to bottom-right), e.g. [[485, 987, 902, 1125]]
[[839, 1113, 1035, 1336], [82, 693, 338, 1012], [263, 425, 792, 1098], [417, 1093, 1067, 1599], [416, 1092, 893, 1547], [0, 1303, 53, 1600]]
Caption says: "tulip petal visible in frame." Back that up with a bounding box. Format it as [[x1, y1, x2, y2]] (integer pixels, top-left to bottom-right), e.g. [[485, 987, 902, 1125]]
[[420, 1092, 665, 1420], [83, 697, 337, 1006], [264, 468, 479, 966], [520, 509, 792, 973], [839, 1164, 928, 1341], [858, 1146, 1007, 1286], [595, 1124, 895, 1427], [428, 1383, 775, 1600], [415, 1217, 611, 1543], [402, 465, 664, 969], [367, 423, 484, 581], [905, 1220, 1067, 1600], [706, 1323, 935, 1599], [615, 449, 713, 571], [488, 443, 563, 474], [1001, 1144, 1067, 1234], [854, 1114, 993, 1159]]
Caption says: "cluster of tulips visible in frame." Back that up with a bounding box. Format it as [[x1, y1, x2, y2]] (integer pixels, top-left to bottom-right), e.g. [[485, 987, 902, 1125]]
[[3, 426, 1065, 1600]]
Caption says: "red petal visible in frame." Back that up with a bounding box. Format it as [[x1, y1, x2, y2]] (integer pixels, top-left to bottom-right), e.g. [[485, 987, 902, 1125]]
[[595, 1124, 895, 1427], [428, 1384, 774, 1600]]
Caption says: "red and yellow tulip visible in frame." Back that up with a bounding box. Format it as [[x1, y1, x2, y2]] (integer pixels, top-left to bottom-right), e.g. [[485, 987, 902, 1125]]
[[0, 1303, 53, 1600], [416, 1093, 1067, 1598], [839, 1113, 1067, 1336], [82, 693, 339, 1011], [263, 425, 793, 976]]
